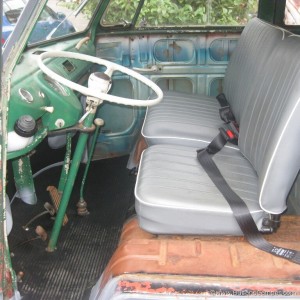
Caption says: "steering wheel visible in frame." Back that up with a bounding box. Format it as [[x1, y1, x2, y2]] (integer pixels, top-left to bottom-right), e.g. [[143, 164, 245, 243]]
[[37, 51, 163, 107]]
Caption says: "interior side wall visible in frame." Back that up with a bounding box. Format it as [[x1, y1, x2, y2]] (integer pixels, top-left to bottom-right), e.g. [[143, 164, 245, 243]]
[[93, 32, 240, 158]]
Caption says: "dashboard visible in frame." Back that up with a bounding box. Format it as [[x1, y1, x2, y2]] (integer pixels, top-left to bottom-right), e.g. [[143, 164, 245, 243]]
[[7, 38, 96, 157]]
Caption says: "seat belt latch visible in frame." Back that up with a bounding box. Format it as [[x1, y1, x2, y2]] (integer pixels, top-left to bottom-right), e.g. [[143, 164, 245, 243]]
[[219, 106, 235, 123], [219, 127, 238, 144], [262, 214, 281, 233]]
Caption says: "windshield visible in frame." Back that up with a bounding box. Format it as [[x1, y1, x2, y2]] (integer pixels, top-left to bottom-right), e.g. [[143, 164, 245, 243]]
[[2, 0, 100, 46], [101, 0, 258, 27]]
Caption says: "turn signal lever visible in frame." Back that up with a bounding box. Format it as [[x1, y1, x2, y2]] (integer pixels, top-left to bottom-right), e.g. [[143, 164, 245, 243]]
[[49, 72, 111, 135], [78, 72, 112, 122]]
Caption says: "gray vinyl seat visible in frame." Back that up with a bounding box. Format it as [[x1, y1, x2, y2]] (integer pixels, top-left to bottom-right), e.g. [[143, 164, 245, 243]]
[[142, 18, 286, 148], [135, 19, 300, 235], [135, 144, 261, 235], [142, 91, 223, 149]]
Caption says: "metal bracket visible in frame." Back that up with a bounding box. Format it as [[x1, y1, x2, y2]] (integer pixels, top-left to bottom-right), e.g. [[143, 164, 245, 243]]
[[48, 123, 96, 136], [86, 96, 103, 109], [22, 202, 55, 231], [261, 214, 281, 233]]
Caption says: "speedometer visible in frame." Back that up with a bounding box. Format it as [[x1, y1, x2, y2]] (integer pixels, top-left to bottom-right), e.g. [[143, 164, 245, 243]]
[[43, 74, 69, 96]]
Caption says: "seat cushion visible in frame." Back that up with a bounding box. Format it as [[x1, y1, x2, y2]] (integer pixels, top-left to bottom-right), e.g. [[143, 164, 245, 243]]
[[142, 91, 224, 148], [135, 144, 266, 235]]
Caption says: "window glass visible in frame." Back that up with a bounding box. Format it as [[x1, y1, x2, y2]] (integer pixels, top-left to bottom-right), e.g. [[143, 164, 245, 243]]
[[285, 0, 300, 25], [101, 0, 258, 28], [2, 0, 100, 46], [209, 0, 257, 26], [101, 0, 140, 26], [3, 0, 26, 24], [27, 0, 100, 45]]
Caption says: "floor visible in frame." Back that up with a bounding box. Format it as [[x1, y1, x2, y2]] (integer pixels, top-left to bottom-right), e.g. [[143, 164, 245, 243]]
[[8, 155, 135, 300], [7, 149, 300, 299], [97, 216, 300, 297]]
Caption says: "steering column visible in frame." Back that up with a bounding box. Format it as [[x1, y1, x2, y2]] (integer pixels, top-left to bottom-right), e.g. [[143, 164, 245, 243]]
[[37, 51, 163, 251]]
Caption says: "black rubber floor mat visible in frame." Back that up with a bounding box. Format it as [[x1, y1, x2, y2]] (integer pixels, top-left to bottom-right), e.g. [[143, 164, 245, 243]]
[[8, 156, 136, 300]]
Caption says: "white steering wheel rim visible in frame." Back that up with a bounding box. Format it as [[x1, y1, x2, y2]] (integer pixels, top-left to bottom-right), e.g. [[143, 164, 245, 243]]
[[37, 50, 163, 107]]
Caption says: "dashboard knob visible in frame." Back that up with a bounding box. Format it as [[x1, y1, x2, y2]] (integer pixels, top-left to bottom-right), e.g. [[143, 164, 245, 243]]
[[14, 115, 37, 137], [41, 106, 54, 113]]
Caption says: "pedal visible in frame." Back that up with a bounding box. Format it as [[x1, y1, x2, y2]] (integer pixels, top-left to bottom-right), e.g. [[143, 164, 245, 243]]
[[47, 186, 68, 226]]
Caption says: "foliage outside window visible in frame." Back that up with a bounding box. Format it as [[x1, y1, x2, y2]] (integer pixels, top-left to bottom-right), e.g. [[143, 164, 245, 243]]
[[101, 0, 258, 27], [101, 1, 140, 26]]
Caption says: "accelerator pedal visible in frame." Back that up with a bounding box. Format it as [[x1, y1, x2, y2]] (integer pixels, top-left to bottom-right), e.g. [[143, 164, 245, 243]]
[[47, 186, 68, 226]]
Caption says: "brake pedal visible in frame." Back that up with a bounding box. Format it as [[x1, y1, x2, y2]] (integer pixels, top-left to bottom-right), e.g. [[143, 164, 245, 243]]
[[47, 186, 68, 226]]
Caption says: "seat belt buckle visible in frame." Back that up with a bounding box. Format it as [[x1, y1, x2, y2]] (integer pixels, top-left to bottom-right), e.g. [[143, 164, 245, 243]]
[[219, 106, 235, 123], [228, 121, 239, 138], [219, 127, 238, 145]]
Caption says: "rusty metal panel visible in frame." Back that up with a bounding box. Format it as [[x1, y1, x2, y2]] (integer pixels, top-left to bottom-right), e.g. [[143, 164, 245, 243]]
[[92, 32, 242, 159], [117, 274, 300, 297], [153, 39, 196, 63], [97, 216, 300, 295]]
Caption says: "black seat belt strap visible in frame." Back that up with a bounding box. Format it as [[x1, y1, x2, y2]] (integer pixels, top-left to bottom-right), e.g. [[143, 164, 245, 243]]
[[197, 132, 300, 264], [216, 93, 235, 123], [216, 93, 229, 107]]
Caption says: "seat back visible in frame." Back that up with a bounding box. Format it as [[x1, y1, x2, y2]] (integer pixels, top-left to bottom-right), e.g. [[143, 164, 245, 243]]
[[238, 33, 300, 214], [224, 18, 287, 123]]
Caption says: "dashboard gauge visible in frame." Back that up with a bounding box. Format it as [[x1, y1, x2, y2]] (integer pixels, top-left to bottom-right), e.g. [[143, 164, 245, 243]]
[[43, 74, 69, 96]]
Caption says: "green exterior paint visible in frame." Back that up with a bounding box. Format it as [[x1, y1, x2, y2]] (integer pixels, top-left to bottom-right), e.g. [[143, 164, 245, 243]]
[[0, 54, 15, 300], [1, 0, 49, 296]]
